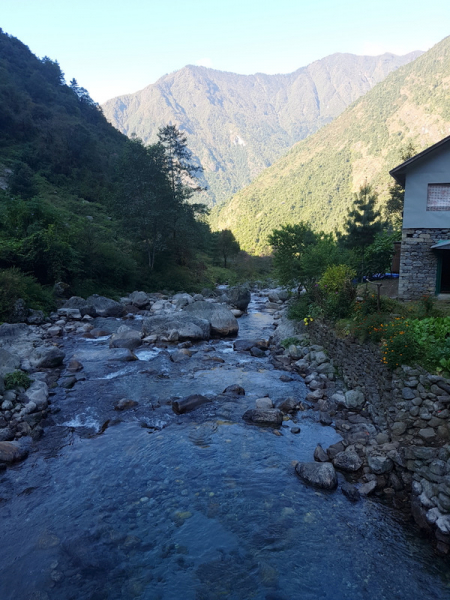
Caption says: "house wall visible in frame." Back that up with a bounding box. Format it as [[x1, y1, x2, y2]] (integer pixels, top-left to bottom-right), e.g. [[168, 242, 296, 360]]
[[399, 228, 450, 299], [403, 145, 450, 229]]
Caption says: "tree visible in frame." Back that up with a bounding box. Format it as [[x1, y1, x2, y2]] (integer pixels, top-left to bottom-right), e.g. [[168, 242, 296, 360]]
[[385, 143, 417, 226], [340, 184, 384, 277], [268, 223, 318, 289], [215, 229, 240, 268]]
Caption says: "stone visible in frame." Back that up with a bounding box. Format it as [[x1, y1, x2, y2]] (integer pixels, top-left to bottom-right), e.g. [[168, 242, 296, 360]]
[[418, 428, 437, 442], [129, 291, 151, 308], [314, 351, 328, 365], [295, 462, 338, 490], [333, 451, 363, 472], [30, 346, 65, 369], [115, 398, 139, 410], [278, 396, 298, 414], [142, 314, 210, 341], [255, 397, 273, 409], [367, 453, 393, 474], [326, 441, 345, 460], [359, 480, 377, 496], [344, 390, 365, 409], [341, 482, 360, 502], [172, 395, 212, 414], [436, 515, 450, 535], [290, 427, 301, 434], [170, 349, 192, 363], [306, 389, 324, 402], [184, 301, 239, 337], [173, 293, 194, 309], [314, 444, 329, 462], [319, 412, 333, 426], [242, 409, 283, 426], [109, 329, 142, 351], [223, 384, 245, 395], [24, 380, 49, 411], [250, 346, 266, 358], [0, 438, 30, 464], [0, 349, 21, 377], [402, 387, 416, 400], [27, 309, 45, 325], [0, 428, 14, 442], [227, 286, 251, 312]]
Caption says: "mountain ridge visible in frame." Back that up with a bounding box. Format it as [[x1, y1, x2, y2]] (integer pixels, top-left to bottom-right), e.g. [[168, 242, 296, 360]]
[[209, 36, 450, 253], [102, 51, 422, 205]]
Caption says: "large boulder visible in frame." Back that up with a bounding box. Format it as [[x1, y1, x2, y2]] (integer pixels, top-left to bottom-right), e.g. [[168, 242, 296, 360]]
[[0, 348, 21, 377], [30, 346, 65, 369], [295, 462, 338, 490], [184, 301, 238, 337], [109, 328, 142, 351], [62, 295, 125, 318], [128, 291, 151, 309], [173, 293, 194, 309], [0, 438, 31, 465], [227, 286, 251, 312], [142, 314, 210, 341], [333, 451, 363, 472]]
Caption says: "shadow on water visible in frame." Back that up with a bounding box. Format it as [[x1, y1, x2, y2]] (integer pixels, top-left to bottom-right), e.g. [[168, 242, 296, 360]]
[[0, 294, 450, 599]]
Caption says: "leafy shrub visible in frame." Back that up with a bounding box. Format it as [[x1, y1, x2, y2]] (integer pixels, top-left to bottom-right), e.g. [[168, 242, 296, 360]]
[[0, 267, 54, 321], [318, 264, 356, 320], [381, 319, 419, 369], [351, 312, 389, 342], [280, 337, 301, 348], [4, 370, 32, 390]]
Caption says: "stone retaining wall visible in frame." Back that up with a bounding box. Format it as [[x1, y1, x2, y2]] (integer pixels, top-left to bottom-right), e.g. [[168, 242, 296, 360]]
[[308, 320, 450, 552]]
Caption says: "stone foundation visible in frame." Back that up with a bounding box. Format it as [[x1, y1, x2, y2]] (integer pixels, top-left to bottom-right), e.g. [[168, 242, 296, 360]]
[[399, 228, 450, 300]]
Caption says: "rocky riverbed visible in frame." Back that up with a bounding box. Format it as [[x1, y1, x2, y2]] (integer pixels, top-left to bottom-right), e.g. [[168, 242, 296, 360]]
[[0, 287, 450, 599]]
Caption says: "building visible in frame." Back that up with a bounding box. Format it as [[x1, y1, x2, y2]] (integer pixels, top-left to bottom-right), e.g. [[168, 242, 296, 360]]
[[390, 135, 450, 300]]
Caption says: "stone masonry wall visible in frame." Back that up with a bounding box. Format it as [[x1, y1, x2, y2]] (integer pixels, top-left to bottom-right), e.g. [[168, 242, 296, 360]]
[[399, 228, 450, 300], [308, 321, 450, 552]]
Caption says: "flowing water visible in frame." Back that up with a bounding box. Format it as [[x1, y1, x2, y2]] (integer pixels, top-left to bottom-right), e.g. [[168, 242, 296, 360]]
[[1, 295, 449, 600]]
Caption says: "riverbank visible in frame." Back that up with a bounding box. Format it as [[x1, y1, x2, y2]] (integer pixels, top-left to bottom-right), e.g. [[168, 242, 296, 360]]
[[274, 309, 450, 554]]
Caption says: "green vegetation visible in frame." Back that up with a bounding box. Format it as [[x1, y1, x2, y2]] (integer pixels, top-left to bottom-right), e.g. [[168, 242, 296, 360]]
[[103, 54, 419, 207], [0, 30, 270, 321], [4, 370, 32, 390], [211, 36, 450, 253]]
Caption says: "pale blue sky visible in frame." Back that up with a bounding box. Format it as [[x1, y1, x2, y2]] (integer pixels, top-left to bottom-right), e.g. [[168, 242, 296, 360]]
[[2, 0, 449, 103]]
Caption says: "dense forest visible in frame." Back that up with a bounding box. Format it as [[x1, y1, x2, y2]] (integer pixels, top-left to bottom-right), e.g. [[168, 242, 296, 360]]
[[0, 30, 267, 320]]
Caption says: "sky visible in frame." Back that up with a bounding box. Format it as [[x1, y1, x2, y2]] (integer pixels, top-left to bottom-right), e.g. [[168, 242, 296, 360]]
[[2, 0, 450, 104]]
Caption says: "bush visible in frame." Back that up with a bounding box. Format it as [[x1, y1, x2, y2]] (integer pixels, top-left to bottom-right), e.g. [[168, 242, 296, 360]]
[[381, 319, 419, 369], [4, 370, 32, 390], [318, 264, 356, 320], [351, 312, 389, 342], [0, 267, 54, 321]]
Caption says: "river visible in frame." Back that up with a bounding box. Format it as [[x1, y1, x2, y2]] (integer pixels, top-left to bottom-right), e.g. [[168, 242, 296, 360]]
[[0, 292, 449, 599]]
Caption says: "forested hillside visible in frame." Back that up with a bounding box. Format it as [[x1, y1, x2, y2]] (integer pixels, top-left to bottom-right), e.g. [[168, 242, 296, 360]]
[[0, 29, 244, 317], [102, 52, 421, 206], [210, 36, 450, 254]]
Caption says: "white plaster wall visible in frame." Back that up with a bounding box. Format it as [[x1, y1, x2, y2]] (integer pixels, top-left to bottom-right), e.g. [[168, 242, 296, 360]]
[[403, 145, 450, 229]]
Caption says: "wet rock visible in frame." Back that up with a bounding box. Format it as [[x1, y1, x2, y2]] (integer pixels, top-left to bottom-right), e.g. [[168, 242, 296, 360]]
[[228, 286, 251, 312], [250, 346, 266, 358], [242, 409, 283, 426], [279, 374, 294, 382], [86, 295, 126, 318], [359, 480, 377, 496], [115, 398, 139, 411], [67, 359, 83, 373], [128, 291, 151, 308], [172, 394, 212, 414], [142, 314, 210, 341], [109, 329, 142, 351], [326, 441, 345, 460], [223, 384, 245, 395], [233, 339, 269, 352], [314, 444, 329, 462], [291, 427, 301, 434], [255, 397, 273, 409], [184, 301, 238, 337], [278, 396, 298, 414], [30, 346, 65, 369], [171, 349, 192, 363], [173, 293, 194, 309], [0, 348, 21, 377], [341, 482, 360, 502], [27, 309, 45, 325], [319, 412, 333, 426], [295, 462, 338, 490], [0, 438, 30, 465], [333, 451, 363, 472], [0, 427, 14, 442]]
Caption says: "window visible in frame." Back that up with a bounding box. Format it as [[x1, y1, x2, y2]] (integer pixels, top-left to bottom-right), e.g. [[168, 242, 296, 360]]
[[427, 184, 450, 211]]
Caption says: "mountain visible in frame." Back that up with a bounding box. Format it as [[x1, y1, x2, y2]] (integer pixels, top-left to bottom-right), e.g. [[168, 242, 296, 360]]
[[102, 52, 421, 206], [210, 36, 450, 254]]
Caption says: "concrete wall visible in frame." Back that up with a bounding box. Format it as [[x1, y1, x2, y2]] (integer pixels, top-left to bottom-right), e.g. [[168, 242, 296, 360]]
[[403, 145, 450, 229]]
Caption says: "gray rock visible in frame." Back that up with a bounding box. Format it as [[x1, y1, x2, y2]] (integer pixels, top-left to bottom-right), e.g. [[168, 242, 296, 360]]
[[333, 451, 363, 472], [295, 462, 338, 490], [359, 480, 377, 496], [115, 398, 139, 410], [402, 387, 416, 400], [242, 409, 283, 426], [128, 291, 151, 308], [250, 346, 266, 358], [314, 444, 329, 462], [391, 421, 407, 436], [223, 384, 245, 395], [0, 428, 14, 442], [228, 286, 251, 312], [173, 293, 194, 309], [86, 295, 125, 318], [27, 309, 45, 325], [436, 515, 450, 535], [341, 482, 360, 502], [278, 396, 298, 414], [184, 301, 238, 336], [419, 428, 437, 442], [319, 412, 333, 426], [172, 394, 212, 414], [344, 390, 365, 409], [0, 438, 31, 464], [255, 397, 273, 409], [170, 349, 192, 363], [367, 453, 393, 474], [57, 308, 82, 320], [109, 329, 142, 351], [0, 348, 21, 377], [142, 314, 210, 341], [30, 346, 65, 369]]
